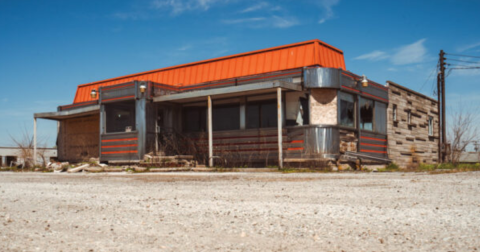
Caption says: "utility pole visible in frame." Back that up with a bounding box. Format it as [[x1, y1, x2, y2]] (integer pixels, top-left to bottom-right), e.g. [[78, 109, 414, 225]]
[[439, 50, 446, 162], [437, 68, 442, 162]]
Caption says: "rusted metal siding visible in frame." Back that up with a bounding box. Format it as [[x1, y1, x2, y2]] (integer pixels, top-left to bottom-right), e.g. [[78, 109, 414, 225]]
[[73, 39, 345, 103]]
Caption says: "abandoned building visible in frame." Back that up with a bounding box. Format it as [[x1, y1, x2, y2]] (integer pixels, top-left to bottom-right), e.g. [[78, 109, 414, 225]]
[[0, 146, 57, 167], [33, 39, 439, 168]]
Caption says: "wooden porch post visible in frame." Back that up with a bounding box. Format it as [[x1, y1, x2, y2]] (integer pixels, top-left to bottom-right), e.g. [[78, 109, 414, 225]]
[[33, 117, 37, 166], [208, 95, 213, 167], [277, 87, 283, 169]]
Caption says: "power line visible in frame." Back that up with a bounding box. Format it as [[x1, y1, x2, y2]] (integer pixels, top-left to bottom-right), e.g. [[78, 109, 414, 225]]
[[445, 53, 480, 59], [446, 58, 480, 64], [419, 60, 439, 92], [447, 63, 480, 67], [450, 67, 480, 69]]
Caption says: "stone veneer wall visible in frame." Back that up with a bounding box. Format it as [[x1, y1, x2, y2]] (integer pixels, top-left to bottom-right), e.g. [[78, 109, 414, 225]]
[[387, 82, 439, 168], [339, 129, 357, 153], [310, 89, 337, 125]]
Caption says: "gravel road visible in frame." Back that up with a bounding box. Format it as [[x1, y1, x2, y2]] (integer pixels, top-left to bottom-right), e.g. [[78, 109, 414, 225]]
[[1, 171, 479, 251]]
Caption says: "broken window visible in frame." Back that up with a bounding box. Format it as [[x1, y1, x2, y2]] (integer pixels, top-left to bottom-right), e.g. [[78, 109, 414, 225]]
[[285, 92, 309, 126], [105, 100, 136, 133], [339, 92, 355, 128], [360, 97, 373, 131]]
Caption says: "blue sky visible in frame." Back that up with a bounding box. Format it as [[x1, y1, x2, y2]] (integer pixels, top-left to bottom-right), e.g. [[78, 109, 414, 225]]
[[1, 0, 480, 147]]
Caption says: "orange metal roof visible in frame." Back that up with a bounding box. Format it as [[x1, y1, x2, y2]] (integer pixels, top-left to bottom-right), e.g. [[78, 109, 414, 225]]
[[73, 39, 346, 103]]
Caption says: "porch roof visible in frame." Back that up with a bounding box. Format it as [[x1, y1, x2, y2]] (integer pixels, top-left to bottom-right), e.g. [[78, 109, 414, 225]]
[[34, 105, 100, 120], [153, 80, 302, 103]]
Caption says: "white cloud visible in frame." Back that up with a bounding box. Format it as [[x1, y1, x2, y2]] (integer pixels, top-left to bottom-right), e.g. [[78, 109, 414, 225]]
[[151, 0, 228, 15], [390, 39, 427, 65], [222, 15, 298, 28], [222, 17, 266, 24], [317, 0, 340, 24], [271, 15, 299, 28], [240, 2, 269, 13], [457, 41, 480, 53], [177, 45, 193, 51], [354, 50, 389, 61]]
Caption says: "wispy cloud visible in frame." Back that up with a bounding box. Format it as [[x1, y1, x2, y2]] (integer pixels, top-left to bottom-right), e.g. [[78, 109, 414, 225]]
[[177, 45, 193, 51], [240, 2, 269, 13], [151, 0, 228, 15], [457, 41, 480, 53], [222, 17, 266, 24], [391, 39, 427, 65], [354, 50, 389, 61], [354, 39, 428, 66], [222, 15, 298, 28], [317, 0, 340, 24]]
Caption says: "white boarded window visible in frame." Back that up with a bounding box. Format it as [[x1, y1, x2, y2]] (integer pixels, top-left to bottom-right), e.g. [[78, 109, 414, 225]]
[[428, 116, 433, 136]]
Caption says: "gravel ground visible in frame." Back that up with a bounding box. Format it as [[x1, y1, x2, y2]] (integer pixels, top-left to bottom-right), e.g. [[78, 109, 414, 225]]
[[1, 171, 479, 252]]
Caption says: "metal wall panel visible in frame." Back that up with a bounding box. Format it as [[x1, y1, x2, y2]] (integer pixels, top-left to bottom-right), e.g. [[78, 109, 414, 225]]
[[303, 67, 341, 88], [303, 126, 340, 156]]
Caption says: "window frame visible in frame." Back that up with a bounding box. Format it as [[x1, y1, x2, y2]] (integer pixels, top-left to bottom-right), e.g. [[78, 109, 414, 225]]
[[338, 91, 356, 129], [428, 116, 434, 136], [359, 97, 375, 131], [393, 104, 397, 121], [104, 100, 136, 134]]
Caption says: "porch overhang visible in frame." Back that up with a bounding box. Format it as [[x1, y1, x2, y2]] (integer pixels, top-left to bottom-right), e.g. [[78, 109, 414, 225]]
[[152, 80, 302, 103], [34, 105, 100, 120]]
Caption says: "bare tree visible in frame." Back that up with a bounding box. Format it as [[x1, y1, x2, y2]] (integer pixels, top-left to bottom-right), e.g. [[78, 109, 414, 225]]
[[447, 104, 479, 164], [9, 126, 48, 168]]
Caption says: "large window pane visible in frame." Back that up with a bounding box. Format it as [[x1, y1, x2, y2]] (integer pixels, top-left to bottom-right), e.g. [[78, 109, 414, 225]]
[[213, 104, 240, 131], [182, 106, 206, 132], [339, 92, 355, 127], [105, 100, 136, 133], [360, 97, 373, 131], [246, 104, 260, 129], [374, 101, 387, 134], [261, 102, 277, 128], [247, 100, 278, 129]]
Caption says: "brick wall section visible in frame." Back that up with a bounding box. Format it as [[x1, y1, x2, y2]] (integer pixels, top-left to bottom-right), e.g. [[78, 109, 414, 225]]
[[386, 81, 439, 168], [310, 89, 337, 125], [58, 114, 99, 162]]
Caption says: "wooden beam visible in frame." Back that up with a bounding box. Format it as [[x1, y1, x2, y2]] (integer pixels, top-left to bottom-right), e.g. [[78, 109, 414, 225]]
[[33, 118, 37, 167], [208, 95, 213, 167], [277, 87, 283, 169]]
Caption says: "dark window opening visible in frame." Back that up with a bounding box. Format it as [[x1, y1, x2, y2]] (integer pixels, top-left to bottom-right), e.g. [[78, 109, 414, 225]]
[[182, 106, 207, 132], [213, 104, 240, 131], [360, 98, 373, 131], [105, 100, 136, 133], [246, 100, 277, 129], [339, 92, 355, 127]]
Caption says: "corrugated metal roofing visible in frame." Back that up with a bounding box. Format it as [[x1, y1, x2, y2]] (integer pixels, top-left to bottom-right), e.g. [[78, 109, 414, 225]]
[[73, 39, 346, 103]]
